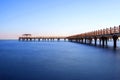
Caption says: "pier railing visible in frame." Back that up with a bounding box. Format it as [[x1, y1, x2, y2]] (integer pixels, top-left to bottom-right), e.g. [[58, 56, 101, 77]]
[[68, 25, 120, 38]]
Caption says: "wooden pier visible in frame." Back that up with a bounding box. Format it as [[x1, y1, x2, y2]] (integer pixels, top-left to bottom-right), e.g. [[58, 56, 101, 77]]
[[19, 34, 67, 42], [19, 25, 120, 49], [67, 25, 120, 49]]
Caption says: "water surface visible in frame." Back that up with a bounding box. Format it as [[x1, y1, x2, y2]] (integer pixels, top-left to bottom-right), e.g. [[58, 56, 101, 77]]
[[0, 40, 120, 80]]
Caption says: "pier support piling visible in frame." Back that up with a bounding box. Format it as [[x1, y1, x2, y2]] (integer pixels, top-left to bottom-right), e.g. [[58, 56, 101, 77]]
[[112, 35, 118, 49], [94, 37, 97, 46]]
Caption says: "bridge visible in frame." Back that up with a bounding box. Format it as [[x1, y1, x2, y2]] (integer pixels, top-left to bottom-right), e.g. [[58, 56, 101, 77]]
[[19, 25, 120, 49]]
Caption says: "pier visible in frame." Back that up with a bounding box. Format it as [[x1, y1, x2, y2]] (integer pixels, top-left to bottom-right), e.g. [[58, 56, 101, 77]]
[[19, 34, 67, 42], [67, 25, 120, 49], [19, 25, 120, 49]]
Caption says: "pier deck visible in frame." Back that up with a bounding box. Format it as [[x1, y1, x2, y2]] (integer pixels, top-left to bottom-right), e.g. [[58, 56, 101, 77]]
[[19, 25, 120, 49]]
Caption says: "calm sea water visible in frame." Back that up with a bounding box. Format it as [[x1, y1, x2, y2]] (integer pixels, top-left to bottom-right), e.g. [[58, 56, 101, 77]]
[[0, 40, 120, 80]]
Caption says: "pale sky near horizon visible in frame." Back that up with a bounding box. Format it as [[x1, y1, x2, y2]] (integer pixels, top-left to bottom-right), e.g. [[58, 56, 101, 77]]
[[0, 0, 120, 39]]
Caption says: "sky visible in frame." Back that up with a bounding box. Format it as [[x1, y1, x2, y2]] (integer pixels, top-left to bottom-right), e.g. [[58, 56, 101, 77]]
[[0, 0, 120, 39]]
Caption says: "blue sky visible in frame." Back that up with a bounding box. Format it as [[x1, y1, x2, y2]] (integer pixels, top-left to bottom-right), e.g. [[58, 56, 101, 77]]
[[0, 0, 120, 39]]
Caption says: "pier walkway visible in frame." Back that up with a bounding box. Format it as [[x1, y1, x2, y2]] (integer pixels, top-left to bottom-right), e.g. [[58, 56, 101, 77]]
[[19, 25, 120, 49], [67, 25, 120, 49], [19, 34, 67, 41]]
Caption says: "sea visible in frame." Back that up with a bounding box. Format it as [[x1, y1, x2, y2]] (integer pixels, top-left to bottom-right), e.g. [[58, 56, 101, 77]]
[[0, 40, 120, 80]]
